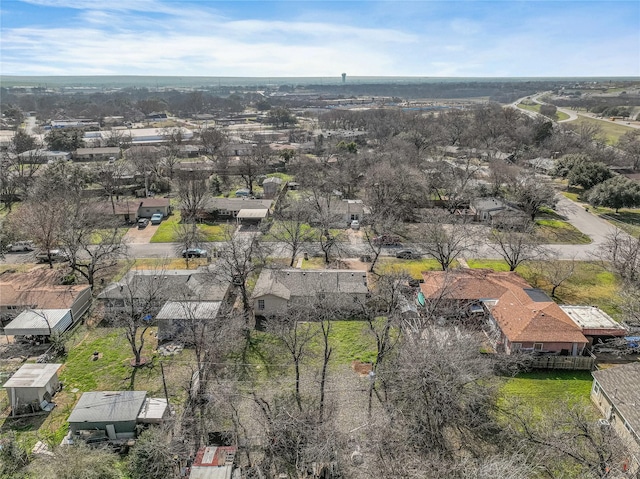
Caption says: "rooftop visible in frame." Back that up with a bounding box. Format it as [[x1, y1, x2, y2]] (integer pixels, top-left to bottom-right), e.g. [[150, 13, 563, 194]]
[[4, 309, 71, 336], [253, 269, 369, 300], [561, 306, 628, 333], [67, 391, 147, 424], [156, 301, 222, 320], [421, 270, 588, 345], [3, 363, 62, 389], [592, 363, 640, 441], [0, 270, 90, 309], [237, 208, 269, 219]]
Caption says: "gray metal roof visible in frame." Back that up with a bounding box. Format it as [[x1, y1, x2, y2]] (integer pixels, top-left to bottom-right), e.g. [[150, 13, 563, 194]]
[[3, 363, 62, 389], [67, 391, 147, 424], [203, 198, 272, 211], [253, 269, 368, 300], [592, 363, 640, 439], [4, 309, 72, 336], [156, 301, 222, 320], [98, 269, 230, 302], [237, 209, 268, 219]]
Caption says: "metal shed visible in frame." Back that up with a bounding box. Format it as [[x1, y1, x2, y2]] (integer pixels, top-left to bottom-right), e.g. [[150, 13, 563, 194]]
[[4, 309, 72, 336], [3, 363, 62, 416]]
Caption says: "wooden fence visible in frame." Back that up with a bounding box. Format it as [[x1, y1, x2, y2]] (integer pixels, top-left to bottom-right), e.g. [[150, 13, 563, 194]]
[[528, 355, 595, 371]]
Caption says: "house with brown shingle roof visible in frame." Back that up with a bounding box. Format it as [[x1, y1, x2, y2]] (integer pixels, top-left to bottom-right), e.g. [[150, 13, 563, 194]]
[[420, 269, 588, 356], [0, 270, 92, 334]]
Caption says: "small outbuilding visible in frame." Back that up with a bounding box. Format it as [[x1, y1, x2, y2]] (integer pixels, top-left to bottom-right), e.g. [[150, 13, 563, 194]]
[[3, 363, 62, 416], [4, 309, 73, 337], [262, 176, 282, 199], [189, 445, 237, 479], [156, 301, 222, 341], [67, 391, 147, 442]]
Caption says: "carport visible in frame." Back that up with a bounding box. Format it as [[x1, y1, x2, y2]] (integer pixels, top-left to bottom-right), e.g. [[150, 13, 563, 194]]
[[236, 208, 269, 226]]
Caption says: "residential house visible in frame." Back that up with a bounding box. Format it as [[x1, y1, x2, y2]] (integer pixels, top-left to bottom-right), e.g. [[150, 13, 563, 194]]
[[470, 197, 527, 227], [73, 147, 121, 162], [188, 446, 237, 479], [18, 149, 71, 163], [591, 363, 640, 472], [252, 269, 369, 321], [420, 270, 588, 356], [136, 197, 172, 218], [66, 391, 168, 444], [3, 363, 62, 416], [0, 270, 92, 334], [156, 301, 223, 342], [311, 198, 368, 226], [194, 198, 273, 221]]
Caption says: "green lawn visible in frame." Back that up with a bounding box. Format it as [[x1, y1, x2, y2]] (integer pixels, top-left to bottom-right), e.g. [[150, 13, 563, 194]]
[[245, 320, 378, 378], [377, 257, 451, 278], [150, 211, 227, 243], [566, 115, 635, 144], [0, 325, 191, 449], [534, 219, 591, 244], [501, 370, 594, 412]]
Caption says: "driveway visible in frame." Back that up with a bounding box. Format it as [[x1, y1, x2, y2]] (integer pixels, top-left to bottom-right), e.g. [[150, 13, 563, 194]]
[[123, 224, 160, 244]]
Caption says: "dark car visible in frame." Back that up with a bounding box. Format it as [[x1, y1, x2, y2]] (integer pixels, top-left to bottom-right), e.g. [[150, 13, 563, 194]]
[[182, 248, 207, 258], [137, 218, 149, 229], [395, 250, 419, 259]]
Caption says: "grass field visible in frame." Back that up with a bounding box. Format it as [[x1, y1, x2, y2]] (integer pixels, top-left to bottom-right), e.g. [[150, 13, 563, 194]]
[[377, 257, 450, 278], [535, 218, 591, 244], [500, 370, 594, 413], [0, 325, 191, 449], [516, 102, 569, 121], [566, 115, 635, 144], [150, 211, 227, 243]]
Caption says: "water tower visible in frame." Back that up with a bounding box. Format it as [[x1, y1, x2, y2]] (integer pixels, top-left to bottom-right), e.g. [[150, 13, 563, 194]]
[[341, 73, 346, 83]]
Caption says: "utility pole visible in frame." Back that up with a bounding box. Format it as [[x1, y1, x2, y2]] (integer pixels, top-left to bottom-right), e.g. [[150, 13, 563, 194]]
[[160, 361, 170, 405]]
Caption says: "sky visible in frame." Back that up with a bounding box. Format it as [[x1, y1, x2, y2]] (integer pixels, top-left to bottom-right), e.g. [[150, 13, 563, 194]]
[[1, 0, 639, 77]]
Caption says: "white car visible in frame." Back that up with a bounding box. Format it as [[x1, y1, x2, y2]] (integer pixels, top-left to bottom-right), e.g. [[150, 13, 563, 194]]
[[7, 241, 35, 252]]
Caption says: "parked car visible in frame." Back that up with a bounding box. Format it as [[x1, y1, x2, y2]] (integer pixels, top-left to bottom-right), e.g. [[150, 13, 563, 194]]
[[395, 250, 420, 259], [350, 220, 360, 230], [137, 218, 150, 229], [35, 249, 68, 263], [182, 248, 207, 258], [7, 241, 35, 252], [150, 213, 163, 225], [373, 234, 403, 247]]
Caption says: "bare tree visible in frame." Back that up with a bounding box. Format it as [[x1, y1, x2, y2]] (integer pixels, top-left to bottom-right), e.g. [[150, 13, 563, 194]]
[[214, 226, 265, 322], [507, 172, 556, 221], [361, 210, 403, 273], [173, 222, 207, 268], [532, 256, 577, 298], [506, 400, 628, 478], [59, 199, 128, 286], [93, 161, 129, 215], [269, 199, 315, 267], [104, 266, 169, 367], [414, 211, 475, 270], [488, 221, 545, 271], [265, 306, 319, 411], [598, 229, 640, 284], [199, 127, 228, 163], [176, 176, 210, 223]]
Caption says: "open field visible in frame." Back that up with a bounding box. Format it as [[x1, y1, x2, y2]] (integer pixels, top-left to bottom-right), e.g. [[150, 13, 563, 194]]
[[535, 218, 591, 244], [566, 115, 635, 144], [151, 211, 227, 243], [377, 257, 452, 278], [516, 102, 569, 121]]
